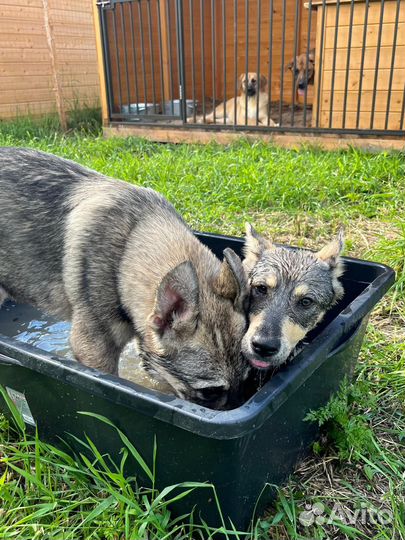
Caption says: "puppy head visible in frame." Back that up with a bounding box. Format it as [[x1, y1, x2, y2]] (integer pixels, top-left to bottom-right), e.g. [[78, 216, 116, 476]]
[[142, 249, 250, 409], [287, 51, 315, 95], [239, 73, 267, 96], [242, 224, 344, 370]]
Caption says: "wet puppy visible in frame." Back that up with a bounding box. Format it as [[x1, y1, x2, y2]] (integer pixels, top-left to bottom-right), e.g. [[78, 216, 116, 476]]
[[242, 224, 344, 369], [198, 72, 278, 126], [0, 148, 250, 409]]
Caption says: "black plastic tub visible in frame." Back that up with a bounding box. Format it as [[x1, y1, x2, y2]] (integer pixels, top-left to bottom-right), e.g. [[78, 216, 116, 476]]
[[0, 232, 395, 531]]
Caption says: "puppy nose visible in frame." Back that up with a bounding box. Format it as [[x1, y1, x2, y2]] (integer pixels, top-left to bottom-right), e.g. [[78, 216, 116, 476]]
[[298, 82, 306, 89], [252, 337, 281, 357]]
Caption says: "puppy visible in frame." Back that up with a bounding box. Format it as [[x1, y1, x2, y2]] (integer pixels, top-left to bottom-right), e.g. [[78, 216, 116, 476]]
[[198, 73, 278, 126], [287, 49, 315, 97], [242, 224, 344, 369], [0, 148, 250, 409]]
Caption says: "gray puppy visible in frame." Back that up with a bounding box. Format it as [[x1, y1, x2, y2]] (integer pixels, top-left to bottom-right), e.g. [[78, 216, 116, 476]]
[[0, 148, 249, 409], [242, 224, 344, 369]]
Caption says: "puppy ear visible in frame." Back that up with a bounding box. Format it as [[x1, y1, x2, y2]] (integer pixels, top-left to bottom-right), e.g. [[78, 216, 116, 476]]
[[150, 261, 199, 335], [213, 248, 248, 312], [238, 73, 245, 90], [316, 228, 344, 268], [286, 60, 295, 72], [259, 74, 267, 90], [243, 223, 275, 272]]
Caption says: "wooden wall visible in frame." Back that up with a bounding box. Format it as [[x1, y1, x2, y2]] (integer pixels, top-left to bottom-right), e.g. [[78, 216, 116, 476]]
[[107, 0, 215, 111], [214, 0, 317, 104], [0, 0, 100, 120], [313, 0, 405, 130], [105, 0, 317, 113]]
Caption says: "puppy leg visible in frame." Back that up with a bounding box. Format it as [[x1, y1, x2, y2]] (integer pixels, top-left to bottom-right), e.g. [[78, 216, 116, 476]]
[[258, 116, 279, 127], [70, 312, 121, 375], [0, 286, 10, 307], [198, 107, 225, 124], [197, 99, 235, 124]]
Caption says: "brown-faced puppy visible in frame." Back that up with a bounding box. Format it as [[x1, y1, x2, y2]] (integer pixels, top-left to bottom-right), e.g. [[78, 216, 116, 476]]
[[198, 72, 278, 126], [287, 49, 315, 97], [242, 224, 344, 369], [0, 148, 250, 409]]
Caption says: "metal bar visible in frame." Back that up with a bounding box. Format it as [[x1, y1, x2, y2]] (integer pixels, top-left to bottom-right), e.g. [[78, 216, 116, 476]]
[[342, 0, 355, 128], [400, 84, 405, 130], [267, 0, 273, 126], [278, 0, 286, 126], [244, 0, 249, 125], [129, 2, 140, 113], [110, 118, 405, 137], [112, 5, 123, 112], [176, 0, 187, 123], [137, 0, 148, 114], [222, 0, 227, 124], [100, 6, 114, 118], [303, 0, 312, 127], [167, 0, 175, 114], [189, 0, 196, 122], [356, 0, 369, 129], [112, 113, 180, 120], [157, 0, 166, 113], [256, 0, 261, 126], [328, 0, 340, 129], [370, 0, 385, 129], [147, 0, 157, 111], [291, 0, 300, 126], [385, 0, 401, 130], [234, 0, 238, 125], [200, 0, 206, 121], [315, 0, 326, 127], [211, 0, 216, 123], [120, 3, 131, 110]]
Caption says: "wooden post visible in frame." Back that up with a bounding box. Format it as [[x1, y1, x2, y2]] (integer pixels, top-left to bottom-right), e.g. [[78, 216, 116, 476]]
[[42, 0, 67, 131], [93, 0, 110, 125], [159, 0, 171, 103], [311, 4, 324, 127]]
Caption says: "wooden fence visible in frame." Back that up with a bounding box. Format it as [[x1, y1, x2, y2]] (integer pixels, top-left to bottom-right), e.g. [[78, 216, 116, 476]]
[[0, 0, 100, 124]]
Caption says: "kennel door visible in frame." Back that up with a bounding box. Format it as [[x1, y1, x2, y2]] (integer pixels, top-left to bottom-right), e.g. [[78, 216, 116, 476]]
[[98, 0, 184, 122]]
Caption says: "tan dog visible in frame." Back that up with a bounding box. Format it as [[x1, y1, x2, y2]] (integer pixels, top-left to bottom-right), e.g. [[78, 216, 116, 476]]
[[287, 50, 315, 97], [198, 73, 277, 126]]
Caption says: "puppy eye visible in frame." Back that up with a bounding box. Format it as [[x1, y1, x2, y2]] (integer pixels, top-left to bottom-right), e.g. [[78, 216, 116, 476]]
[[299, 297, 314, 308], [251, 78, 256, 83], [253, 285, 268, 295], [295, 68, 299, 75]]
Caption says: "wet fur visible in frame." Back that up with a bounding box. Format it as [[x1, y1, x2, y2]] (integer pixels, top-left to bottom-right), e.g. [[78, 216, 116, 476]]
[[198, 73, 278, 126], [242, 224, 344, 369], [0, 148, 250, 408]]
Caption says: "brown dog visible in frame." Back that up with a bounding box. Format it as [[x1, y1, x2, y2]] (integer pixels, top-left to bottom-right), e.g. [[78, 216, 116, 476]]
[[198, 73, 278, 126], [287, 50, 315, 97]]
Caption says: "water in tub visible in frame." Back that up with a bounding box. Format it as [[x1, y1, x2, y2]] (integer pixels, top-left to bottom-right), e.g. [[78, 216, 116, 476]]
[[0, 301, 173, 395]]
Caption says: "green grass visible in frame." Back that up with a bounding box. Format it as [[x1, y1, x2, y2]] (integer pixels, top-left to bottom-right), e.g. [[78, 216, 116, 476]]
[[0, 115, 404, 539]]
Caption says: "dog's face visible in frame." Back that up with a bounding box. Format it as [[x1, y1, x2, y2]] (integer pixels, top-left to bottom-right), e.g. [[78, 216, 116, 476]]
[[142, 249, 250, 409], [287, 51, 315, 95], [239, 73, 267, 97], [242, 224, 344, 370]]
